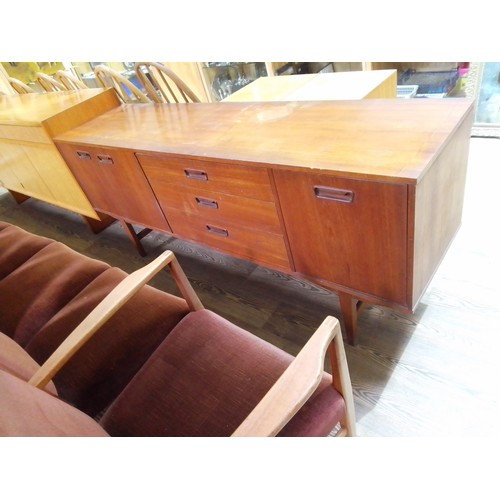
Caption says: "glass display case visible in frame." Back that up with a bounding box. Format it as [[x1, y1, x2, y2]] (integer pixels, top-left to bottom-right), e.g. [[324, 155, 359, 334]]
[[201, 62, 268, 101]]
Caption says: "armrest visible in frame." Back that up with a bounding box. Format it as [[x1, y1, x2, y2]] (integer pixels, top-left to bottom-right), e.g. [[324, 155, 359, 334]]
[[232, 315, 354, 437], [29, 250, 203, 390]]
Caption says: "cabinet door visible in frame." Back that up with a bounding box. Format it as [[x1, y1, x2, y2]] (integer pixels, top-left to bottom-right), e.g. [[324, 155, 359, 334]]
[[274, 170, 408, 307], [56, 143, 170, 232], [0, 142, 53, 200]]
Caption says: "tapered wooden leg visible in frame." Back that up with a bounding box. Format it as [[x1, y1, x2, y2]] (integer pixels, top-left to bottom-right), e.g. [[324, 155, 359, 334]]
[[82, 212, 116, 234], [338, 293, 366, 346], [8, 190, 30, 204], [119, 219, 152, 257]]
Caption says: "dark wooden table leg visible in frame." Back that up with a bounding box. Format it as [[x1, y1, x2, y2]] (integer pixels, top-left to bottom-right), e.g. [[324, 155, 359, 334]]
[[119, 219, 151, 257], [338, 292, 366, 346]]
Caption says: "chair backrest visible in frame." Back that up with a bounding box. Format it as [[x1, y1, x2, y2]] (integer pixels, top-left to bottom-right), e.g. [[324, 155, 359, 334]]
[[55, 70, 88, 91], [93, 65, 150, 103], [36, 72, 67, 92], [8, 77, 36, 94], [134, 62, 200, 104]]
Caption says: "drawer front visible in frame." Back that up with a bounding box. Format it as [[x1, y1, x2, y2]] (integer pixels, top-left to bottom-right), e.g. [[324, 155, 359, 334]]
[[137, 153, 274, 201], [167, 209, 290, 271], [57, 143, 170, 232], [274, 169, 408, 306], [153, 184, 282, 234]]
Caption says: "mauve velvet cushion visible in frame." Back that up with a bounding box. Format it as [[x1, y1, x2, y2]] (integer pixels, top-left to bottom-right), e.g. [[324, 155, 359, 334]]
[[0, 227, 110, 346], [0, 370, 109, 437], [100, 310, 345, 437], [0, 222, 190, 416], [0, 332, 57, 396]]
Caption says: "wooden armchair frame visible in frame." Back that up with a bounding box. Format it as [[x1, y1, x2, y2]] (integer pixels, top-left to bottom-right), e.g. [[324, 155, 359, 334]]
[[28, 250, 356, 437], [55, 70, 88, 90], [233, 315, 356, 437], [134, 62, 200, 104], [94, 65, 150, 103], [35, 72, 67, 92]]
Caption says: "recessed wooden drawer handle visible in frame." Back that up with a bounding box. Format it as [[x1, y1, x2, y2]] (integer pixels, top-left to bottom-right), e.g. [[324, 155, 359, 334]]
[[76, 151, 92, 160], [184, 169, 208, 181], [196, 197, 219, 209], [97, 154, 114, 165], [206, 225, 228, 237], [314, 185, 354, 203]]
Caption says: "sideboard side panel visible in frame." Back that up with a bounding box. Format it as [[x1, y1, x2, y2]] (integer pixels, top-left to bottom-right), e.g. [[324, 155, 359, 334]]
[[411, 112, 474, 308]]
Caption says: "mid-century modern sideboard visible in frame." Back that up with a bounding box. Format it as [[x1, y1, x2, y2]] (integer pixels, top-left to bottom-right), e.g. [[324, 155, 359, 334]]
[[50, 98, 474, 343]]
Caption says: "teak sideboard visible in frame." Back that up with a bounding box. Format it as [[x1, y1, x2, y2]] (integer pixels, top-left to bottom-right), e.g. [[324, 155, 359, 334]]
[[51, 98, 474, 344]]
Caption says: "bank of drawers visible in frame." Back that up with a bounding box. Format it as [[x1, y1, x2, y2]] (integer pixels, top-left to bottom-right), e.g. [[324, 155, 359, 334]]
[[137, 154, 291, 271]]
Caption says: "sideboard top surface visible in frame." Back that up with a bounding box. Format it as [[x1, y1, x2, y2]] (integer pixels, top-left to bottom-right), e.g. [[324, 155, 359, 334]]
[[0, 89, 112, 128], [54, 98, 474, 183]]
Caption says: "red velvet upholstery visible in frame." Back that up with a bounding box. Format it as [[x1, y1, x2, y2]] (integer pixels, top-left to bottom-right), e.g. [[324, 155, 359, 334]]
[[0, 332, 57, 396], [0, 222, 348, 436], [100, 309, 345, 437], [0, 370, 108, 437], [0, 224, 110, 346], [0, 222, 190, 416], [26, 268, 191, 416]]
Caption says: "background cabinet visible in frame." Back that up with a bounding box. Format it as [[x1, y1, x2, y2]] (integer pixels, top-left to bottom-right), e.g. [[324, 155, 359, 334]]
[[0, 89, 120, 220], [164, 62, 357, 102]]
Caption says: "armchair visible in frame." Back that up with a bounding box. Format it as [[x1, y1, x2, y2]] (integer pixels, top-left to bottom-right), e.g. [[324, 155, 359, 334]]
[[0, 224, 355, 437]]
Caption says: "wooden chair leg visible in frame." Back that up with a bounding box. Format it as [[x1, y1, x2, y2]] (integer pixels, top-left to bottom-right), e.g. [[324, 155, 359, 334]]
[[119, 219, 152, 257]]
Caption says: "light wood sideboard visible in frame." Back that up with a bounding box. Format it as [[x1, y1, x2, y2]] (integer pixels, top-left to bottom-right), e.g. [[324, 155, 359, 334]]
[[223, 70, 397, 102], [53, 99, 474, 344], [0, 88, 120, 229]]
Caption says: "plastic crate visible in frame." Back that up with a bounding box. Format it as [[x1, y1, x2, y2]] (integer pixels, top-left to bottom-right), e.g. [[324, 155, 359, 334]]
[[397, 85, 418, 98], [398, 69, 459, 95]]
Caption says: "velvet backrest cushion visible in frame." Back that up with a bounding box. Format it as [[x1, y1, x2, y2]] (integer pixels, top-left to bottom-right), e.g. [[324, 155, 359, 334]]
[[26, 269, 190, 416], [0, 222, 190, 416], [0, 223, 110, 346], [0, 370, 109, 437], [100, 309, 345, 437]]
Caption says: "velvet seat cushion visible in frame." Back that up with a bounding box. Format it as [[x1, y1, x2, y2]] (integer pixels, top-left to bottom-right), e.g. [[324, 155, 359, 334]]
[[0, 332, 58, 396], [100, 309, 346, 437], [0, 370, 109, 437]]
